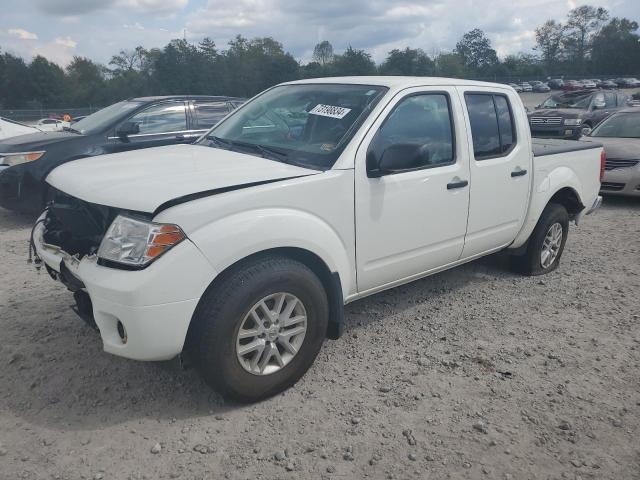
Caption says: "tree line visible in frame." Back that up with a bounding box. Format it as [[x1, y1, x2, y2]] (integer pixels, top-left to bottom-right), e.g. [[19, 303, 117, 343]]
[[1, 5, 639, 109]]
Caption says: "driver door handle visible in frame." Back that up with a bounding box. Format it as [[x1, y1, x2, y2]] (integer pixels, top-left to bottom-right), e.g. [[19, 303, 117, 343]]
[[511, 169, 527, 177], [447, 179, 468, 190]]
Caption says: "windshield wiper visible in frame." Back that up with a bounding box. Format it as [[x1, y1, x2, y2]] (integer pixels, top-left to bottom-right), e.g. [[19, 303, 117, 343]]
[[206, 135, 291, 164], [242, 143, 290, 163], [205, 135, 234, 150]]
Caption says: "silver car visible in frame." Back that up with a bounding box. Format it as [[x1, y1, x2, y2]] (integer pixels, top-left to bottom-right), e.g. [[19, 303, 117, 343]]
[[581, 109, 640, 197]]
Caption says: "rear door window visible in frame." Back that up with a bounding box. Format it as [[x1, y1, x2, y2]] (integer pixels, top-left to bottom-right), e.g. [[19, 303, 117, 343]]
[[194, 102, 230, 129], [465, 93, 517, 160], [127, 102, 187, 135]]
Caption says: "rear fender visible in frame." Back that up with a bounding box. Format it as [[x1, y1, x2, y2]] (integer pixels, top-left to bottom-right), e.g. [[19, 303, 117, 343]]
[[510, 166, 584, 249]]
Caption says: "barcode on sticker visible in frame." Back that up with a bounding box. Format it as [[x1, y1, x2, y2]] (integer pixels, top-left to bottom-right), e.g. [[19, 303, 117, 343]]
[[309, 104, 352, 119]]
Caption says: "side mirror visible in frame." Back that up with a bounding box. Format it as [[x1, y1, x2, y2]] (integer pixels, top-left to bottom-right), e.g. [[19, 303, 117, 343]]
[[592, 100, 606, 110], [367, 143, 428, 178], [116, 121, 139, 140], [581, 127, 592, 136]]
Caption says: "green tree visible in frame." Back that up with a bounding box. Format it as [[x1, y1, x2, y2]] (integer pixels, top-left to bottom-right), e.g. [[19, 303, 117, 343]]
[[222, 36, 300, 97], [153, 39, 209, 94], [502, 53, 545, 79], [563, 5, 609, 73], [591, 18, 640, 74], [66, 56, 106, 106], [332, 46, 376, 76], [0, 51, 32, 108], [454, 29, 499, 73], [379, 48, 435, 76], [535, 20, 565, 74], [434, 52, 466, 78], [312, 40, 334, 66], [300, 61, 327, 79], [28, 56, 67, 107], [108, 46, 148, 74]]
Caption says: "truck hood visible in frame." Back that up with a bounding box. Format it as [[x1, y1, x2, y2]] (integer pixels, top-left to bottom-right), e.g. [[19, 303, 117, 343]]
[[46, 144, 320, 213]]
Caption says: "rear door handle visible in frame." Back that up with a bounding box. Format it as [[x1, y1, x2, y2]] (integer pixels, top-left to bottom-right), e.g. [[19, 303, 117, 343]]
[[511, 169, 527, 177], [447, 179, 468, 190]]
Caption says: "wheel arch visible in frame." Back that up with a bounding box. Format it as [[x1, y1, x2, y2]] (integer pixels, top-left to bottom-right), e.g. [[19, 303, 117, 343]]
[[548, 186, 585, 217], [510, 181, 585, 252], [187, 247, 346, 345]]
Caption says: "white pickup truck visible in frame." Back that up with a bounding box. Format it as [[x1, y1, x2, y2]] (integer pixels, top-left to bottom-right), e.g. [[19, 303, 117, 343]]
[[33, 77, 604, 402]]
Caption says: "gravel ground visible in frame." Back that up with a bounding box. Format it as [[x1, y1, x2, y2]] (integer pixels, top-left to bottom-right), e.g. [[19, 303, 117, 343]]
[[0, 197, 639, 480]]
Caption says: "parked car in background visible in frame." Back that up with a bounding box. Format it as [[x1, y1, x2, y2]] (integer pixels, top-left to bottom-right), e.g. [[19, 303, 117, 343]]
[[32, 77, 603, 402], [509, 83, 523, 93], [614, 78, 640, 88], [520, 82, 533, 92], [0, 117, 39, 140], [548, 79, 565, 89], [530, 81, 551, 92], [35, 118, 68, 132], [528, 90, 630, 139], [562, 80, 583, 91], [597, 80, 618, 90], [0, 95, 244, 212], [581, 109, 640, 197], [580, 79, 597, 89]]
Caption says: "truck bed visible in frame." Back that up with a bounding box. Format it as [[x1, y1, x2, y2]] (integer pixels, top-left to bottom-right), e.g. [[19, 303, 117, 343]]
[[532, 138, 602, 157]]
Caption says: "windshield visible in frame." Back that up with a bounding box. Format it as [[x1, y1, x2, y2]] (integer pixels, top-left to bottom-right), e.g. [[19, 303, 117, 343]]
[[591, 112, 640, 138], [72, 101, 143, 134], [198, 84, 388, 170], [540, 92, 593, 109]]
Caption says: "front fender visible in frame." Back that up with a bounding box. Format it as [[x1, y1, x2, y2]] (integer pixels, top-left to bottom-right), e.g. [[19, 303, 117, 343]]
[[511, 166, 584, 249], [187, 208, 355, 299]]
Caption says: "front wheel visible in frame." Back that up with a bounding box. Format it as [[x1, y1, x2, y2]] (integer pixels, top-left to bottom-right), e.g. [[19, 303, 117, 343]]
[[511, 203, 569, 276], [188, 255, 329, 403]]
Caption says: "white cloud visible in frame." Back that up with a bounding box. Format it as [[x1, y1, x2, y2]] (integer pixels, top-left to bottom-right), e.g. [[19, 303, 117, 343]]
[[123, 22, 146, 30], [8, 28, 38, 40], [118, 0, 188, 15], [55, 36, 77, 48]]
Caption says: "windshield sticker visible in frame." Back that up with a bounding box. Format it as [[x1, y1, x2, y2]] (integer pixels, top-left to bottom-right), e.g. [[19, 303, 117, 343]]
[[309, 104, 352, 119]]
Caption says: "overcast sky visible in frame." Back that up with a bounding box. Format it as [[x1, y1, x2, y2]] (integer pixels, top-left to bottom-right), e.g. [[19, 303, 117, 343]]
[[0, 0, 638, 66]]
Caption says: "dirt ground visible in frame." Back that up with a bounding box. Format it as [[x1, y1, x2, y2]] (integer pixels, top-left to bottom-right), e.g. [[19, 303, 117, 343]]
[[0, 197, 639, 480]]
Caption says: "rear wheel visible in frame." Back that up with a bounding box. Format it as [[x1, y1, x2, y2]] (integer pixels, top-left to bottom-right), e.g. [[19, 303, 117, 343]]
[[511, 203, 569, 276], [188, 255, 328, 403]]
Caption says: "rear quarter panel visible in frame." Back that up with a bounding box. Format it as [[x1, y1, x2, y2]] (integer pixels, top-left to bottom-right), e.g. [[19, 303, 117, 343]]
[[511, 146, 602, 249]]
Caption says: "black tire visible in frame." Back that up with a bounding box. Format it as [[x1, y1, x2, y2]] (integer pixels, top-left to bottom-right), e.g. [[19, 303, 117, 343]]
[[188, 255, 328, 403], [511, 202, 569, 276]]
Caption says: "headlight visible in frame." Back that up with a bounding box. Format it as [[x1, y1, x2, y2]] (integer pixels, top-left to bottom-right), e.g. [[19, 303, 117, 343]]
[[563, 118, 582, 126], [0, 151, 45, 166], [97, 214, 185, 268]]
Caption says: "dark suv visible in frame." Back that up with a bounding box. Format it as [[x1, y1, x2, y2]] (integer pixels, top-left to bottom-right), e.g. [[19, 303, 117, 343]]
[[528, 90, 630, 140], [0, 95, 244, 212]]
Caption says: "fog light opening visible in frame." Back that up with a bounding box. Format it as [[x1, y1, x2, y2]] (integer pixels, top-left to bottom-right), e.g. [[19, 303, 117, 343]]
[[117, 321, 128, 344]]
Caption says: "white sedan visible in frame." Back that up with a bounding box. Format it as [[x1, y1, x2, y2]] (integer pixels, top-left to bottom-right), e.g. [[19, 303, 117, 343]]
[[35, 118, 70, 132]]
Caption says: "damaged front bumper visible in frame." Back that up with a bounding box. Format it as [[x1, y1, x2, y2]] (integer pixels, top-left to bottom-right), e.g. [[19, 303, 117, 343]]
[[33, 220, 217, 361]]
